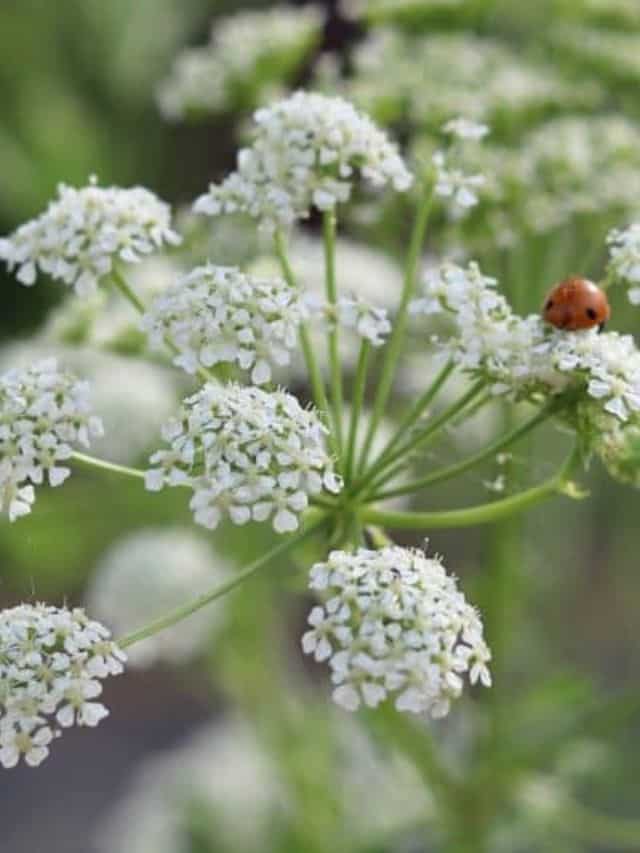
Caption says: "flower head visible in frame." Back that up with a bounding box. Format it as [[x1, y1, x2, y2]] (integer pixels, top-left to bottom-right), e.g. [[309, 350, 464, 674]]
[[443, 117, 490, 141], [0, 358, 103, 521], [336, 296, 391, 347], [302, 546, 491, 716], [0, 179, 180, 296], [607, 223, 640, 305], [0, 604, 125, 768], [141, 264, 307, 382], [194, 91, 412, 230], [146, 383, 341, 533]]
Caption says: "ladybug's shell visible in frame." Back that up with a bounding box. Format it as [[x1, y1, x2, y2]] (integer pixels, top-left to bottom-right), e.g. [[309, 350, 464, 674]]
[[542, 277, 610, 331]]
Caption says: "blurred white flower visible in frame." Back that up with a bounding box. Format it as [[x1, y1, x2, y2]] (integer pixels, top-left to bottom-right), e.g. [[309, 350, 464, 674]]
[[443, 117, 490, 141], [157, 6, 323, 120], [0, 604, 125, 768], [433, 150, 486, 216], [146, 383, 341, 533], [141, 264, 308, 382], [302, 546, 491, 715], [607, 223, 640, 304], [87, 528, 229, 668], [0, 358, 103, 521], [0, 178, 180, 297], [336, 296, 391, 347], [194, 91, 412, 230]]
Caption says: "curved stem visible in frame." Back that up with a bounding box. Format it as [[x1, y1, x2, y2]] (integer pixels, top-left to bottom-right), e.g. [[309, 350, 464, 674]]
[[359, 446, 580, 530], [119, 514, 328, 649], [344, 340, 370, 485], [371, 402, 557, 501], [358, 181, 435, 470], [323, 211, 344, 455], [71, 451, 148, 482]]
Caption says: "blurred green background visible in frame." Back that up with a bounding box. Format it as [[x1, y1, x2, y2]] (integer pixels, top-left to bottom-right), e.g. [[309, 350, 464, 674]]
[[1, 1, 640, 852]]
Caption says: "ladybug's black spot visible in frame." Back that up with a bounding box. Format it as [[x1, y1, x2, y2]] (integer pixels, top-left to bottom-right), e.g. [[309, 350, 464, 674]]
[[586, 307, 597, 320], [545, 299, 554, 309]]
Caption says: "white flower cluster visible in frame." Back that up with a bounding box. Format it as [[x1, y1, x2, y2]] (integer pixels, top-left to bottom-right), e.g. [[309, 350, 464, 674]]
[[0, 179, 180, 297], [433, 150, 486, 217], [146, 383, 341, 533], [141, 264, 307, 382], [87, 528, 229, 668], [157, 6, 323, 120], [302, 546, 491, 716], [607, 223, 640, 304], [336, 296, 391, 347], [194, 91, 413, 230], [0, 358, 103, 522], [443, 117, 490, 141], [412, 261, 640, 426], [0, 604, 125, 769]]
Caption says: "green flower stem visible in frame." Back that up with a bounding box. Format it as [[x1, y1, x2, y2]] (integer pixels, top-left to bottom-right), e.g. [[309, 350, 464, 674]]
[[273, 230, 335, 451], [354, 379, 486, 499], [118, 513, 328, 649], [344, 340, 371, 485], [356, 358, 454, 479], [323, 211, 344, 456], [359, 447, 579, 530], [357, 180, 434, 471], [71, 451, 149, 482], [110, 268, 213, 385], [371, 402, 557, 501]]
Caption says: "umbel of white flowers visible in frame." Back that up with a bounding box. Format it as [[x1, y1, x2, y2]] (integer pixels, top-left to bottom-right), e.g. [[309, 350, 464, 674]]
[[0, 178, 180, 297], [0, 604, 125, 769], [146, 383, 342, 533], [140, 264, 309, 383], [194, 90, 413, 230], [302, 546, 491, 716], [0, 359, 103, 522]]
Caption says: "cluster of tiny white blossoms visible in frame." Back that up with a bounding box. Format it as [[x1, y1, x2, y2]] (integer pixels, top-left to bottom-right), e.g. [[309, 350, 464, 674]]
[[0, 179, 181, 297], [157, 6, 322, 120], [87, 528, 229, 668], [411, 261, 640, 430], [194, 91, 413, 230], [302, 546, 491, 715], [432, 118, 489, 217], [0, 604, 125, 769], [146, 383, 341, 533], [0, 358, 103, 522], [141, 264, 308, 383], [336, 296, 391, 347], [607, 223, 640, 305]]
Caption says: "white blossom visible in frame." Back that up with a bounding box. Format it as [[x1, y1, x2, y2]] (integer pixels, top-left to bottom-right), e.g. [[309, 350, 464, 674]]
[[0, 178, 181, 297], [194, 91, 412, 230], [336, 296, 391, 346], [443, 117, 490, 141], [0, 604, 125, 768], [302, 546, 491, 716], [0, 358, 103, 521], [87, 528, 230, 668], [433, 151, 486, 216], [141, 264, 307, 382], [607, 223, 640, 304], [146, 383, 341, 533]]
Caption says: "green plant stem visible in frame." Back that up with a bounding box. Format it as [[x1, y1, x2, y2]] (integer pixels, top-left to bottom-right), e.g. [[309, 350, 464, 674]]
[[344, 340, 370, 485], [323, 211, 344, 455], [371, 402, 557, 501], [119, 514, 327, 649], [354, 379, 486, 499], [71, 451, 148, 482], [357, 358, 453, 479], [358, 181, 434, 470], [110, 268, 213, 385], [273, 231, 334, 443], [562, 799, 640, 849], [359, 447, 579, 529]]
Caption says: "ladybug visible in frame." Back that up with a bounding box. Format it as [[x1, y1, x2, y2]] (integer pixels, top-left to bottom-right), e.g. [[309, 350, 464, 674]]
[[542, 276, 610, 331]]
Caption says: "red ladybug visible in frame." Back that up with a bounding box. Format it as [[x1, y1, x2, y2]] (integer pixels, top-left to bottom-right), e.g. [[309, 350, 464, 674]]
[[542, 276, 610, 331]]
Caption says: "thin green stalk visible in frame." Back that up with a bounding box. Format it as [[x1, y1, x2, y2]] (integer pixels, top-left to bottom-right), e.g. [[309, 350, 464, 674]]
[[71, 451, 148, 482], [273, 231, 333, 431], [119, 514, 327, 649], [359, 447, 579, 530], [344, 340, 370, 485], [356, 358, 454, 479], [358, 181, 435, 469], [354, 379, 486, 499], [323, 211, 344, 455], [110, 268, 213, 385], [371, 402, 557, 501]]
